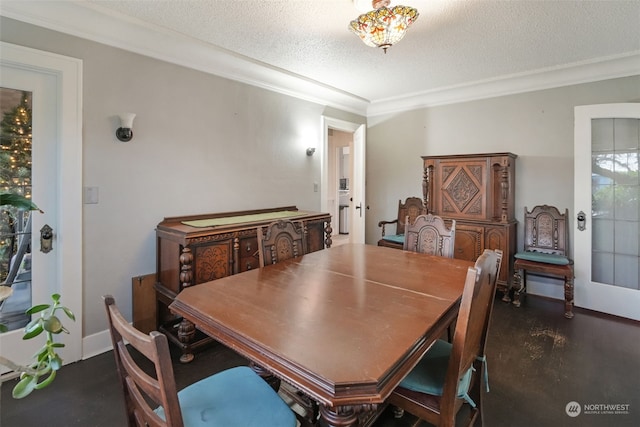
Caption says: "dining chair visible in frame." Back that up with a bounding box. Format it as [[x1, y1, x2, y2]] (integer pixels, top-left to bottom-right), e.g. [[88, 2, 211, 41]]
[[506, 205, 574, 318], [258, 219, 307, 267], [377, 197, 426, 249], [388, 248, 503, 427], [403, 214, 456, 258], [103, 295, 297, 427]]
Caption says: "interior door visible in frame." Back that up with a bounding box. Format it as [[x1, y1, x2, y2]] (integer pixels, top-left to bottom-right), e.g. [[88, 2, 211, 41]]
[[0, 42, 83, 375], [574, 103, 640, 321], [350, 124, 366, 243]]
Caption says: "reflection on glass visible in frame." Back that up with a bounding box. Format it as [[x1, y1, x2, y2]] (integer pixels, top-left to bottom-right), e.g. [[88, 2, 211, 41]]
[[591, 118, 639, 290], [0, 88, 33, 331]]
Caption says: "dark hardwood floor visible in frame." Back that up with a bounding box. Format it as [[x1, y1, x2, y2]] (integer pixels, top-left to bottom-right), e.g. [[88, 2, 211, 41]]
[[2, 295, 639, 427]]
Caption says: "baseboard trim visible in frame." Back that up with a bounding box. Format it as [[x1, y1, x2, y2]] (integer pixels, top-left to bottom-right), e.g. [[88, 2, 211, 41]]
[[82, 328, 112, 360]]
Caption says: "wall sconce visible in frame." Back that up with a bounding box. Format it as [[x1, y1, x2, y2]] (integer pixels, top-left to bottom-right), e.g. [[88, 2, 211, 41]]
[[306, 147, 316, 156], [115, 113, 136, 142]]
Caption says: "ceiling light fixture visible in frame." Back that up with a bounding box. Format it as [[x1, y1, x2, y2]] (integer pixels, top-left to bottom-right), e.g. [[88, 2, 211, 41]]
[[349, 0, 419, 53]]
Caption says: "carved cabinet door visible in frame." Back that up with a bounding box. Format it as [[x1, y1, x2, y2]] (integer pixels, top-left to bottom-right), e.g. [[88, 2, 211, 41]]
[[453, 224, 485, 262], [434, 160, 488, 221], [193, 240, 233, 285]]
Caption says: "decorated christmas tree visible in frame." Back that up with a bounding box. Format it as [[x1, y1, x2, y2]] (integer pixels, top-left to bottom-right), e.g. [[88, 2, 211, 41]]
[[1, 90, 33, 282], [1, 90, 32, 197]]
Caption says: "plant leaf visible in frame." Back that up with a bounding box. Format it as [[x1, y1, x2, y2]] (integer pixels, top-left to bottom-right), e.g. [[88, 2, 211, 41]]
[[61, 307, 76, 321], [50, 355, 63, 371], [34, 369, 57, 390], [24, 317, 40, 331], [22, 324, 43, 340], [0, 193, 43, 213], [12, 375, 37, 399], [26, 304, 50, 315], [34, 347, 49, 361]]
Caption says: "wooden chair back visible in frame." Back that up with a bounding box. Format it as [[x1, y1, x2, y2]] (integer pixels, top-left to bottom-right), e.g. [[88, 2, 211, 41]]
[[522, 205, 569, 256], [258, 219, 307, 267], [378, 197, 425, 237], [389, 249, 502, 427], [403, 214, 456, 258], [440, 248, 502, 423], [104, 295, 183, 427]]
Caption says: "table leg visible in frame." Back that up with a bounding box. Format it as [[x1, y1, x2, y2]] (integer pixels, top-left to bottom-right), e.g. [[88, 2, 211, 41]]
[[176, 318, 196, 363], [320, 405, 358, 427]]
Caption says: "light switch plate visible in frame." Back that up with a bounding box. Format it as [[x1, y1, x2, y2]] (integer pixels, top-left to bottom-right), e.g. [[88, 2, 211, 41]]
[[83, 186, 99, 204]]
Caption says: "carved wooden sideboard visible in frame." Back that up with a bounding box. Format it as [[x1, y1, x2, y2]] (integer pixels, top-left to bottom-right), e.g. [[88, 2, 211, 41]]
[[155, 206, 332, 362], [422, 153, 517, 293]]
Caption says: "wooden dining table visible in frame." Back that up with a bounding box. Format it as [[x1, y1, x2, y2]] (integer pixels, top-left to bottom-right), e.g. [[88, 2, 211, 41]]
[[169, 243, 474, 427]]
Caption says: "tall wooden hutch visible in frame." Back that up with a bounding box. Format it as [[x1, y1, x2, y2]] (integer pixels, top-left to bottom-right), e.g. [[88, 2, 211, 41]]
[[422, 153, 517, 292]]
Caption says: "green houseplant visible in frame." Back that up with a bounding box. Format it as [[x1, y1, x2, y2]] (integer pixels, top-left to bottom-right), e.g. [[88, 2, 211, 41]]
[[0, 192, 75, 398]]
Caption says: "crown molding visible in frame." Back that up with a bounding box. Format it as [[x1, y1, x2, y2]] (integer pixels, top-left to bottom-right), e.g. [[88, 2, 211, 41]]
[[2, 1, 638, 119], [0, 1, 370, 116], [366, 52, 640, 117]]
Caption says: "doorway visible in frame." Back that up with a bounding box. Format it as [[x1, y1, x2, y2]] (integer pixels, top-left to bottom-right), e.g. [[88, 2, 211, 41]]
[[330, 130, 352, 245], [574, 103, 640, 320], [0, 42, 83, 375], [320, 117, 366, 245]]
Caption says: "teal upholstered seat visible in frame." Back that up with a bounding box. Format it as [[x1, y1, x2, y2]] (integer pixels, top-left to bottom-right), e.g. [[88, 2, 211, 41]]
[[155, 366, 296, 427], [514, 251, 570, 265], [399, 339, 477, 407], [507, 205, 575, 318], [382, 234, 405, 244], [389, 249, 503, 427], [378, 197, 426, 247], [104, 295, 296, 427]]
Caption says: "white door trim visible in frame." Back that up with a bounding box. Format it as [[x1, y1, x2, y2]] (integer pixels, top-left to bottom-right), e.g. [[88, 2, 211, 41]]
[[321, 117, 365, 243], [1, 42, 84, 362], [574, 102, 640, 321]]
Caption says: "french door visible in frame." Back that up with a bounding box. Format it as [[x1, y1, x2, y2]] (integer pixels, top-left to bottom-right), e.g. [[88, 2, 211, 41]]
[[0, 42, 83, 374], [574, 103, 640, 320]]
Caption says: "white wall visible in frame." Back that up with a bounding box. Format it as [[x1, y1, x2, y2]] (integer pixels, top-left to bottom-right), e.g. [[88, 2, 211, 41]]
[[2, 15, 639, 335], [0, 17, 365, 339], [367, 76, 640, 299]]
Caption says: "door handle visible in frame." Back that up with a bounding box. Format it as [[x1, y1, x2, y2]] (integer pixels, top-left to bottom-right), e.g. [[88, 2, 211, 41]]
[[577, 211, 586, 231], [40, 224, 53, 253], [354, 203, 370, 217]]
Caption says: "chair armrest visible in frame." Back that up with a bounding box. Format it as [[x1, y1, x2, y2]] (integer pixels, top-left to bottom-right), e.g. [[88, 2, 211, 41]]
[[378, 219, 399, 237]]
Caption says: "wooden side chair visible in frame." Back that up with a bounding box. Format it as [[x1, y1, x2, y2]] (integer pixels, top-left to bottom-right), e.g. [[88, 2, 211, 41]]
[[505, 205, 574, 318], [403, 214, 456, 258], [103, 295, 296, 427], [258, 219, 307, 267], [377, 197, 426, 249], [388, 249, 503, 427]]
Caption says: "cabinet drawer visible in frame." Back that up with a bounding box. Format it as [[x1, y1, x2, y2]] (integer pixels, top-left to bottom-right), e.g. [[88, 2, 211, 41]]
[[239, 237, 258, 257], [239, 236, 259, 272]]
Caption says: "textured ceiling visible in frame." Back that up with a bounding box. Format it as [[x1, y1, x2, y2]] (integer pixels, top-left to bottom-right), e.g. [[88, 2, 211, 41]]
[[2, 0, 640, 115]]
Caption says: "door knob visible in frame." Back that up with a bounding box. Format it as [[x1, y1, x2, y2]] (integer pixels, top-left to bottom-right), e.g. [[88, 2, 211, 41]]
[[577, 211, 586, 231], [40, 224, 53, 253]]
